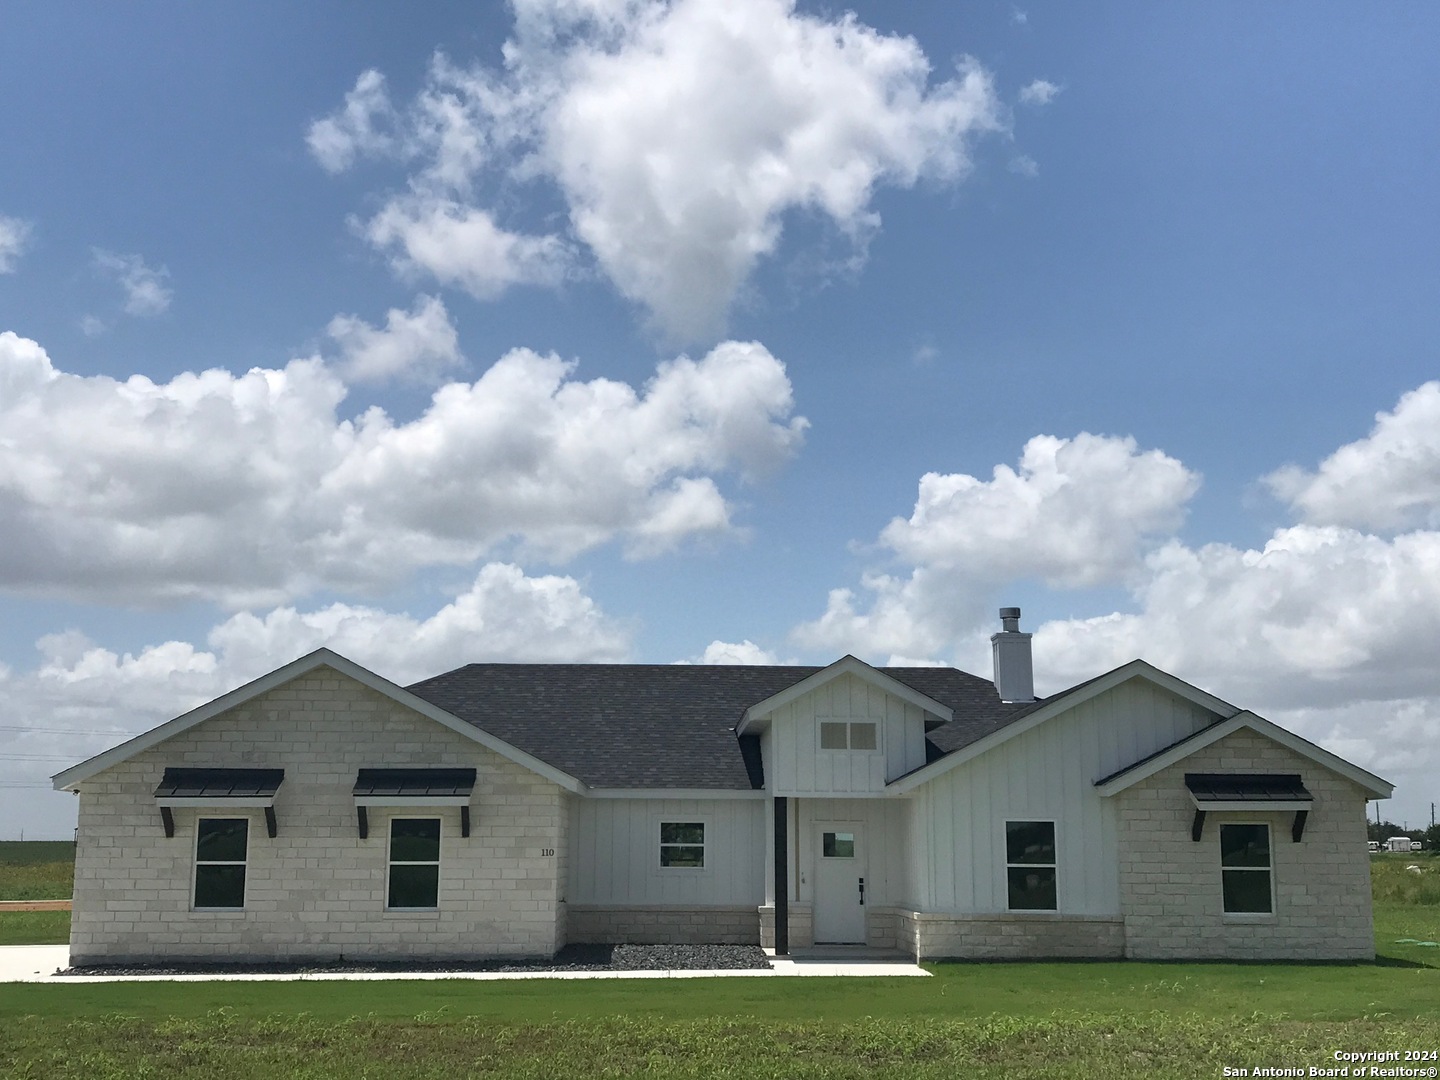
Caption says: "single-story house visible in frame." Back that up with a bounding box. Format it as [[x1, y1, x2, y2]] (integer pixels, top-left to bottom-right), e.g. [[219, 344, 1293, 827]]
[[53, 608, 1391, 964]]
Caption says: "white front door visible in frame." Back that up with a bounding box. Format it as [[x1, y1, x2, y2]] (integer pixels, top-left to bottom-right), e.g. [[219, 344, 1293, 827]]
[[813, 824, 866, 943]]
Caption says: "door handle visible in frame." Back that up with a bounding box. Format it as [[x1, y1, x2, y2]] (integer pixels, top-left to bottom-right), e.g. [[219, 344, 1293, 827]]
[[858, 877, 865, 905]]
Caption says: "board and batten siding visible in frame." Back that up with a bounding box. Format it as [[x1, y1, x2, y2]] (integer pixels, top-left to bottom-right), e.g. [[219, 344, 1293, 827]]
[[567, 797, 766, 905], [911, 678, 1222, 915], [765, 672, 932, 796], [794, 797, 916, 910]]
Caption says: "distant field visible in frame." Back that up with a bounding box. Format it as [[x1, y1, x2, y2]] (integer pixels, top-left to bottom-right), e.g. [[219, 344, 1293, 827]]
[[0, 840, 75, 902], [0, 845, 1437, 1078]]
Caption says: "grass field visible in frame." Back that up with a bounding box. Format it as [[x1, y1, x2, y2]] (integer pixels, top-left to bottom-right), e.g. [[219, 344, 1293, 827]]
[[0, 840, 76, 901], [1, 846, 1436, 1078]]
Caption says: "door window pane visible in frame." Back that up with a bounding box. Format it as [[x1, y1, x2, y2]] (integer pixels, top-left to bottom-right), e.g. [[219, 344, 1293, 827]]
[[822, 831, 855, 859]]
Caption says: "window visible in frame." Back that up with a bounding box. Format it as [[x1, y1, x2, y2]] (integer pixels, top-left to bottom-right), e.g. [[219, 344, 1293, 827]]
[[822, 831, 855, 859], [659, 821, 705, 868], [1220, 823, 1272, 914], [818, 721, 879, 751], [194, 817, 248, 909], [388, 818, 441, 909], [1005, 820, 1057, 911]]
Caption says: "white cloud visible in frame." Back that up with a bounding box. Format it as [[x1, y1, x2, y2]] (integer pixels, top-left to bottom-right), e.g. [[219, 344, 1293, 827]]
[[93, 249, 172, 316], [0, 215, 33, 273], [0, 565, 629, 836], [0, 331, 806, 606], [1018, 79, 1060, 106], [326, 294, 463, 384], [79, 315, 107, 337], [311, 0, 1004, 340], [363, 197, 572, 299], [794, 433, 1198, 661], [685, 639, 785, 664], [1265, 381, 1440, 532], [306, 69, 398, 173]]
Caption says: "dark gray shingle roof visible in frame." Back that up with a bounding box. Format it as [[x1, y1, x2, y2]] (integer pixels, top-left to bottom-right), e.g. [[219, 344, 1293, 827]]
[[406, 663, 1037, 790]]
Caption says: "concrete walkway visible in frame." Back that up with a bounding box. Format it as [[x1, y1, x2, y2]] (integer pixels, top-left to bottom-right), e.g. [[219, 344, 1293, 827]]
[[0, 945, 928, 983]]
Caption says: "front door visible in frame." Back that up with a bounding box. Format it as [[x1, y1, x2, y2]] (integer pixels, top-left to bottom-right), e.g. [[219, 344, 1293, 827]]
[[813, 824, 866, 943]]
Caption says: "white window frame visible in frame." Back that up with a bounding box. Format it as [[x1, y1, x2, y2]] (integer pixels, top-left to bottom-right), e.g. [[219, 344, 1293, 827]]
[[657, 819, 708, 872], [1004, 818, 1059, 912], [1219, 821, 1275, 917], [386, 816, 442, 911], [193, 816, 249, 911], [816, 720, 881, 753]]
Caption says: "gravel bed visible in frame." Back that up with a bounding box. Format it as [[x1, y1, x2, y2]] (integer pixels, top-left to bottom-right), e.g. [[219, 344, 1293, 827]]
[[60, 943, 771, 977]]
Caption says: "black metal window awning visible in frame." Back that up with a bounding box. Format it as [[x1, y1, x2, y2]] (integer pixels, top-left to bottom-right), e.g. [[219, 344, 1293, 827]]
[[352, 768, 477, 838], [1184, 773, 1314, 842], [153, 767, 285, 838]]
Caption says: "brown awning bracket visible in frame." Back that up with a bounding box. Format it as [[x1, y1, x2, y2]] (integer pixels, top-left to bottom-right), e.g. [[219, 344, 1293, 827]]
[[461, 805, 471, 838], [160, 805, 175, 838], [357, 806, 369, 840], [1291, 809, 1308, 843], [1191, 808, 1206, 842]]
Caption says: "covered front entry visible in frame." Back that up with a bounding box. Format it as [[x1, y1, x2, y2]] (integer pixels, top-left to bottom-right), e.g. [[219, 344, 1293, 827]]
[[813, 822, 866, 943]]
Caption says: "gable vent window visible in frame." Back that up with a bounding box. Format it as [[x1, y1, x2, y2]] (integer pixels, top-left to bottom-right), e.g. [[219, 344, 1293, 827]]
[[1220, 824, 1273, 914], [819, 721, 878, 751], [659, 821, 705, 868], [194, 818, 248, 910], [1005, 820, 1058, 911]]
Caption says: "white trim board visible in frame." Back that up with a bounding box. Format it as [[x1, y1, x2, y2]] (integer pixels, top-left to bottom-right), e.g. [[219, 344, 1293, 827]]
[[52, 647, 585, 795], [1094, 710, 1393, 800]]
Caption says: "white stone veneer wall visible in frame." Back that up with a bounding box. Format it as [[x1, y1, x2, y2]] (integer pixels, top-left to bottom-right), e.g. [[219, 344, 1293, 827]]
[[70, 668, 567, 964], [1115, 728, 1375, 960], [567, 905, 758, 945]]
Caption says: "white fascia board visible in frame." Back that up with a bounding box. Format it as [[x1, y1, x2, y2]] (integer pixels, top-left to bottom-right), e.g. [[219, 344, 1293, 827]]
[[585, 788, 766, 800], [736, 654, 952, 735], [1096, 711, 1394, 800], [154, 796, 276, 808], [887, 660, 1240, 796], [52, 647, 584, 795], [1190, 798, 1313, 812], [354, 795, 472, 808]]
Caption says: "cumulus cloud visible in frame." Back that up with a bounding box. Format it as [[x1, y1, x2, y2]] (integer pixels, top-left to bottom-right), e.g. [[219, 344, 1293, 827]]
[[1018, 79, 1060, 106], [0, 565, 628, 836], [309, 0, 1004, 340], [794, 433, 1197, 661], [0, 215, 32, 273], [326, 294, 463, 384], [93, 249, 172, 316], [0, 331, 806, 606], [684, 639, 786, 664], [1265, 381, 1440, 531]]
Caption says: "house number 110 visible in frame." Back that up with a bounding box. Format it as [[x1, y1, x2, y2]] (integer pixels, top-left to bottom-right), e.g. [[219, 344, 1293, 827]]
[[539, 848, 555, 857]]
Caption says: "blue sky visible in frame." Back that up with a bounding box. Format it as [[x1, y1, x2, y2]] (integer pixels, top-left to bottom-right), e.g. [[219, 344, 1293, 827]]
[[2, 1, 1437, 837]]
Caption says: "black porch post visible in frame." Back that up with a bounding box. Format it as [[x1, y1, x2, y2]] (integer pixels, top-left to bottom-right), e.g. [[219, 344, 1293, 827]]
[[773, 796, 788, 956]]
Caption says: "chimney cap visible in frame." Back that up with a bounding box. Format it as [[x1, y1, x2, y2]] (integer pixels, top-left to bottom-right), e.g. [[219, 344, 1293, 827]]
[[998, 606, 1021, 621]]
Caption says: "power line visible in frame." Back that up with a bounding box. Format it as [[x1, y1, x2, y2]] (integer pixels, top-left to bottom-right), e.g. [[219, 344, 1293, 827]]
[[0, 725, 138, 737]]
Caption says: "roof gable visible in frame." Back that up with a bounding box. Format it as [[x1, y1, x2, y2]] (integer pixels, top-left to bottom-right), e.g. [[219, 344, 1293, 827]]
[[1094, 710, 1393, 800], [888, 659, 1240, 794], [52, 648, 584, 793], [735, 655, 952, 734]]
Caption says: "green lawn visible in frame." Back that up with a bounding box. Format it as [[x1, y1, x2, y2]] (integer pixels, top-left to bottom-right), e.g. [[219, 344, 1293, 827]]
[[0, 847, 1437, 1077]]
